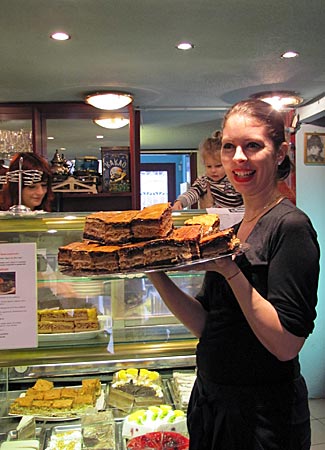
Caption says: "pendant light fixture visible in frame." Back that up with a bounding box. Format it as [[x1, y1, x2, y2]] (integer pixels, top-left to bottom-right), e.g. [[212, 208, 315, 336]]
[[85, 91, 133, 110], [93, 117, 130, 129]]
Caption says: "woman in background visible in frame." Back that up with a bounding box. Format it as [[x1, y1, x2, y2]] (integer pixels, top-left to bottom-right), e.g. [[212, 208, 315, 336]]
[[1, 152, 54, 211]]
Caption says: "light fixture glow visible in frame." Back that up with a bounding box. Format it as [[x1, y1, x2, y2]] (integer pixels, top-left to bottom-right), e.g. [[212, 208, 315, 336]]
[[85, 92, 133, 110], [250, 91, 303, 110], [176, 42, 194, 50], [47, 136, 54, 140], [50, 32, 71, 41], [96, 135, 104, 139], [281, 51, 299, 59], [94, 117, 130, 129]]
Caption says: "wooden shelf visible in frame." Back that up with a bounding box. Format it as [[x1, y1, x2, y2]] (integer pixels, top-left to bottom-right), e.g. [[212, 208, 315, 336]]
[[55, 192, 133, 212]]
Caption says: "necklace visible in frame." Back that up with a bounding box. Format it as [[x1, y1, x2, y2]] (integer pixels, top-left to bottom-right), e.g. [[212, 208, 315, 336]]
[[243, 195, 284, 223]]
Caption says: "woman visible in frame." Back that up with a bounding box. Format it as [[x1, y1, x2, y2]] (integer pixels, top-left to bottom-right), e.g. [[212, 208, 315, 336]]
[[172, 131, 243, 210], [148, 99, 319, 449], [1, 152, 54, 211]]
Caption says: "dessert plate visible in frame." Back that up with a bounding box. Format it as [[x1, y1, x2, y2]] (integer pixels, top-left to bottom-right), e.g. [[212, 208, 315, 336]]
[[38, 329, 104, 342], [8, 388, 106, 421]]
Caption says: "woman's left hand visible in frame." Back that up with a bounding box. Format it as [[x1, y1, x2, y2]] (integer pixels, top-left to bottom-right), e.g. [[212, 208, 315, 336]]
[[178, 254, 238, 279]]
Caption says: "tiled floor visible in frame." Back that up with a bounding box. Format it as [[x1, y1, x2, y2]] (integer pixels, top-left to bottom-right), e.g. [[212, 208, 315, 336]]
[[310, 398, 325, 449]]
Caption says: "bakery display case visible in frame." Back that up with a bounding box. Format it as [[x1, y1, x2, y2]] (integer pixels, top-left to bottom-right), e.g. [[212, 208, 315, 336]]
[[0, 211, 205, 378], [0, 210, 204, 446]]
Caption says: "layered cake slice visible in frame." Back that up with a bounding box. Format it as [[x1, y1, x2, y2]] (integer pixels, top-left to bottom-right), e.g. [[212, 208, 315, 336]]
[[108, 368, 164, 412], [169, 224, 202, 260], [184, 213, 220, 235], [83, 210, 138, 244], [118, 241, 148, 271], [70, 242, 101, 270], [88, 245, 120, 272], [38, 308, 99, 334], [199, 227, 240, 259], [58, 241, 88, 266], [131, 203, 173, 240]]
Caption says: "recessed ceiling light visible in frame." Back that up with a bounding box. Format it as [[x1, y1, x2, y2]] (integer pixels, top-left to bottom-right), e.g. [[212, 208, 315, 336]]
[[47, 136, 54, 140], [176, 42, 194, 50], [96, 135, 104, 139], [50, 32, 71, 41], [281, 51, 299, 59]]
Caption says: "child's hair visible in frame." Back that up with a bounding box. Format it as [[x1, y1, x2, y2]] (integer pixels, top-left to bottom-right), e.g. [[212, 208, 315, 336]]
[[198, 130, 222, 163], [1, 152, 54, 211]]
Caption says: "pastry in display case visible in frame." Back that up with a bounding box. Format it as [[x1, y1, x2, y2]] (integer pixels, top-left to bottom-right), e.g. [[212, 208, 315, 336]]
[[0, 210, 222, 444]]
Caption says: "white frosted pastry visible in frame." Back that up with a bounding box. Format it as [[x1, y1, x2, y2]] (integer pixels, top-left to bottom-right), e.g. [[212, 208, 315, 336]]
[[45, 429, 81, 450], [122, 405, 188, 439]]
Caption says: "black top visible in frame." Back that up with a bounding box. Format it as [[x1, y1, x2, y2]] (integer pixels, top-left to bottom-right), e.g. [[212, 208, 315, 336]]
[[195, 199, 320, 386]]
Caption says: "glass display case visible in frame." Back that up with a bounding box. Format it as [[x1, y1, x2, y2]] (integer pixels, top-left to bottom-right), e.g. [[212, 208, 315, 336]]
[[0, 211, 205, 384]]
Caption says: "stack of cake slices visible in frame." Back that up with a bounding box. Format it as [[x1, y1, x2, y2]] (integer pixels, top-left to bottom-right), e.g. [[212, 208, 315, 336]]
[[58, 204, 240, 273], [9, 378, 102, 417], [38, 308, 99, 334]]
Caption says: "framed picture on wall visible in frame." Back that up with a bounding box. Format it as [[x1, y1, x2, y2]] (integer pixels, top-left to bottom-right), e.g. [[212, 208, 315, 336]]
[[304, 133, 325, 164], [101, 146, 131, 193]]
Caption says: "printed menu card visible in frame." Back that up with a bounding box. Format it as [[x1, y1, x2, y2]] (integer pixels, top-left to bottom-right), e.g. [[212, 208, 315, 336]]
[[0, 243, 37, 349]]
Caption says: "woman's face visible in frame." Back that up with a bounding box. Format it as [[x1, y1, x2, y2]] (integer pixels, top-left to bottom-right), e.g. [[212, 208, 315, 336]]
[[21, 182, 47, 210], [221, 113, 286, 198]]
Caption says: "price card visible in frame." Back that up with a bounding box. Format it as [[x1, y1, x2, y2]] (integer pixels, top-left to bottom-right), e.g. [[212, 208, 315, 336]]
[[206, 207, 245, 230], [0, 243, 37, 349]]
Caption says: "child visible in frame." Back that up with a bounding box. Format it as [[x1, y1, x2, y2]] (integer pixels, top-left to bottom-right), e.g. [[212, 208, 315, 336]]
[[172, 131, 243, 210]]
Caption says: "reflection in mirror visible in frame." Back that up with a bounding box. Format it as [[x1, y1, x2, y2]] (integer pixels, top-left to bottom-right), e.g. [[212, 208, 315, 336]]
[[0, 120, 33, 163], [46, 118, 130, 162]]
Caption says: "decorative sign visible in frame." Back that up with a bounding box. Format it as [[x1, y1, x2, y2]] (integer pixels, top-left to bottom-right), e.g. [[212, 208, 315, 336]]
[[101, 146, 131, 193], [0, 243, 37, 349]]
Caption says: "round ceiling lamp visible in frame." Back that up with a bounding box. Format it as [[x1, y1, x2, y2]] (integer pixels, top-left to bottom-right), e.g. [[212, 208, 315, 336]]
[[93, 117, 130, 129], [85, 92, 133, 110], [250, 91, 303, 110]]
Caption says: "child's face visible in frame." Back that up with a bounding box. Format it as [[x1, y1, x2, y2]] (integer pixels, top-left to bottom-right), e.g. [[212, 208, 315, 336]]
[[204, 155, 225, 182]]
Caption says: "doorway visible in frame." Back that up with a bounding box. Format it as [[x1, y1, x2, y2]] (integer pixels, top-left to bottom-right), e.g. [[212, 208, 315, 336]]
[[140, 163, 176, 209]]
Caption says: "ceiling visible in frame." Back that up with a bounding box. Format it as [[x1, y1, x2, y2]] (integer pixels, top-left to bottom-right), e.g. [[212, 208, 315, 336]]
[[0, 0, 325, 159]]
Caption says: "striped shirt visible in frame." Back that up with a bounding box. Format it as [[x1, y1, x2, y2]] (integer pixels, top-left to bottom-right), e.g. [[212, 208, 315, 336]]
[[176, 175, 243, 208]]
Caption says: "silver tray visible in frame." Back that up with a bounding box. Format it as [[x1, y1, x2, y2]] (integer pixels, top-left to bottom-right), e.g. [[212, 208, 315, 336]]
[[59, 243, 249, 278], [45, 422, 121, 450]]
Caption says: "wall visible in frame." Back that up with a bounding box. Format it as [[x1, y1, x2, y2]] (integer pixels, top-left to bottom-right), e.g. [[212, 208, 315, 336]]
[[296, 123, 325, 398]]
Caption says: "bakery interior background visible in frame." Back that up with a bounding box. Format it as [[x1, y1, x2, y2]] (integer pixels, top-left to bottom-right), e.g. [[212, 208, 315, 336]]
[[0, 0, 324, 396]]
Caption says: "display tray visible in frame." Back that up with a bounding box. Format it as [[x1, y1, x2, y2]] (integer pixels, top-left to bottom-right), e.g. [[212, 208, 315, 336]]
[[38, 329, 104, 343], [44, 423, 120, 450], [8, 385, 107, 421], [59, 243, 249, 278], [165, 372, 197, 411]]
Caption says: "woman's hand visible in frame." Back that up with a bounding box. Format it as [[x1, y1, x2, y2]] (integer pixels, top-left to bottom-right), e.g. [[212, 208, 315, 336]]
[[178, 254, 239, 280]]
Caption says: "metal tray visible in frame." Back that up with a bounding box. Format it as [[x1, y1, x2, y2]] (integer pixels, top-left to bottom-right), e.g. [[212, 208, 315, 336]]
[[44, 422, 122, 450]]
